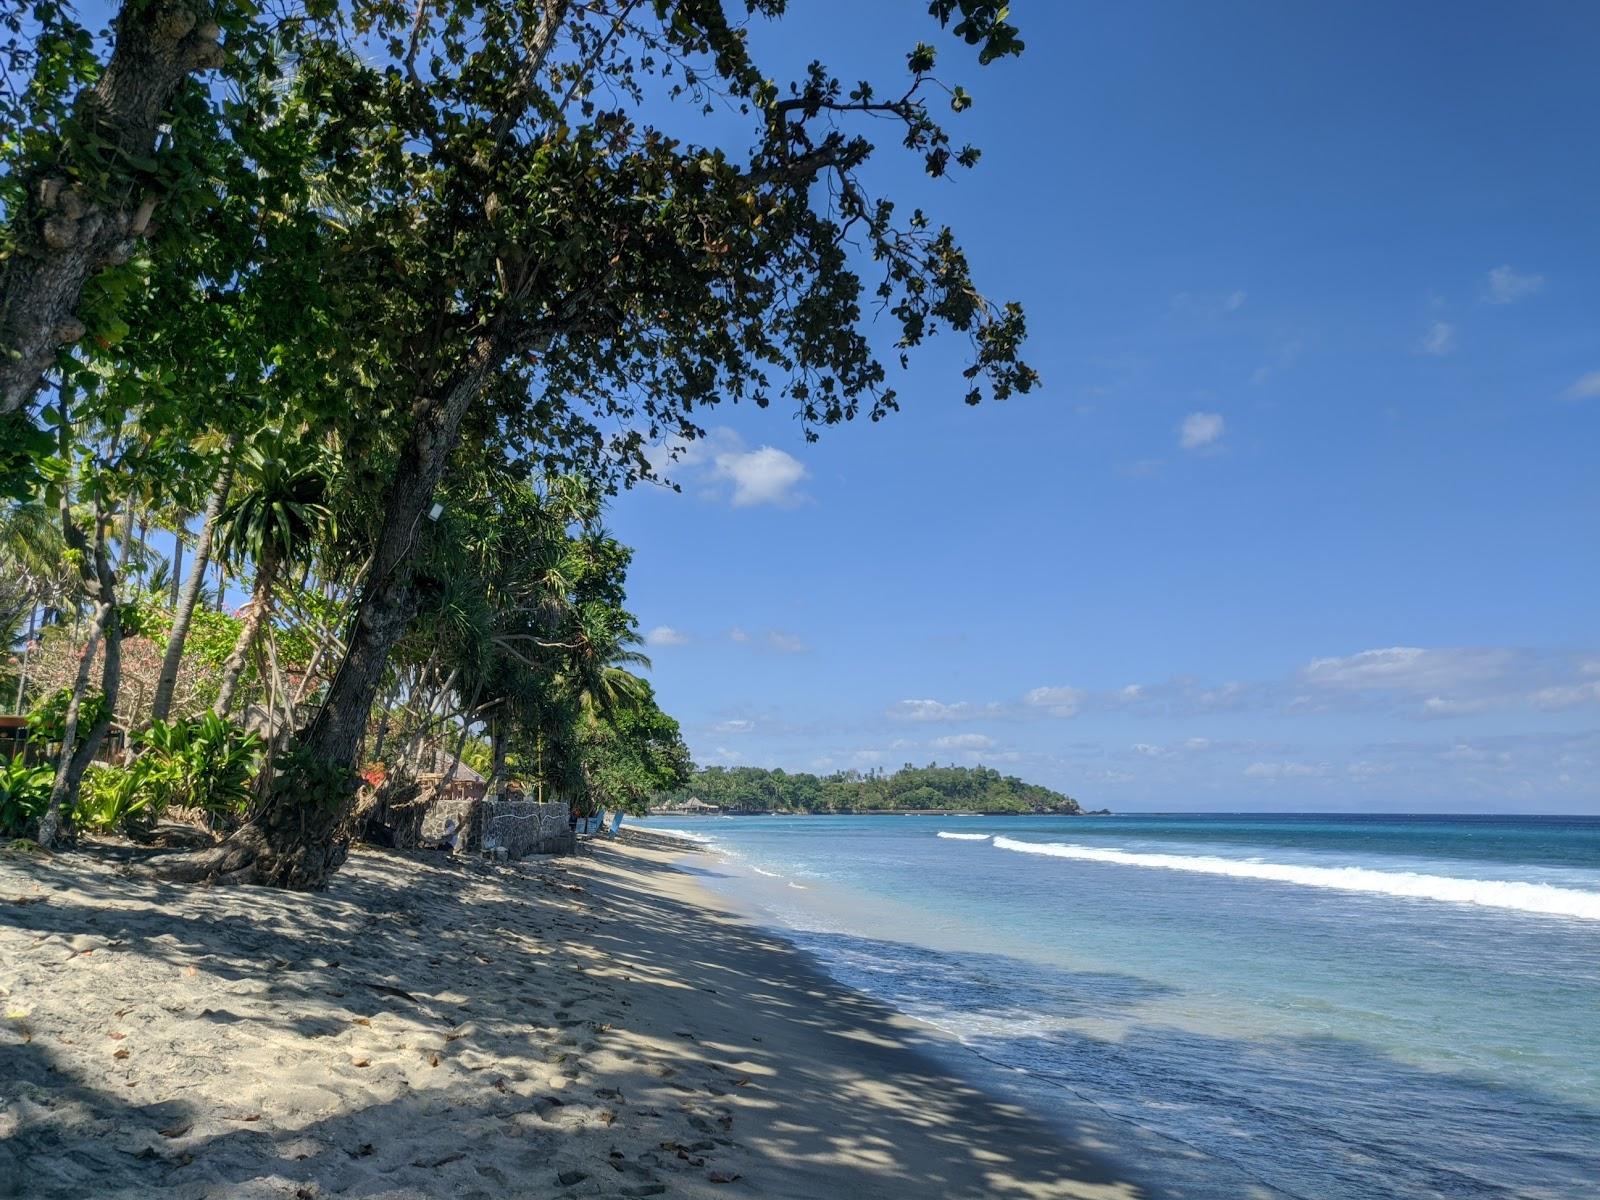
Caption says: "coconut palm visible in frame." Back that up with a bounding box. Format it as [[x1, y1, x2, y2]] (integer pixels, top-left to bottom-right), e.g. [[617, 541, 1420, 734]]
[[0, 498, 77, 712], [150, 431, 241, 723]]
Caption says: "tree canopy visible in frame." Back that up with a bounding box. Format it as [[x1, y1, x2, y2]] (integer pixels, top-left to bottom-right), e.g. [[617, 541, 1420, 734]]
[[1, 1, 1036, 886]]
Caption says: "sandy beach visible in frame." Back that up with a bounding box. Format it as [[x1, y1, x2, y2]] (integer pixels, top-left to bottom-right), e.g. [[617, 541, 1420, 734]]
[[1, 832, 1154, 1200]]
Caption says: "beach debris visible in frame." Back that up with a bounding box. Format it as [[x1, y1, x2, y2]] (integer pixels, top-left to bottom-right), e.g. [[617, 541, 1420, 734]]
[[411, 1152, 465, 1168], [112, 1047, 129, 1059], [556, 1170, 588, 1186], [351, 1056, 371, 1067], [346, 1143, 375, 1158], [708, 1171, 742, 1184], [363, 981, 421, 1003], [158, 1121, 192, 1138]]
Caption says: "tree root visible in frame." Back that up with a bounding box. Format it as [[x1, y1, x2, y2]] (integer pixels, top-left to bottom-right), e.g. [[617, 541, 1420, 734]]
[[130, 825, 269, 885]]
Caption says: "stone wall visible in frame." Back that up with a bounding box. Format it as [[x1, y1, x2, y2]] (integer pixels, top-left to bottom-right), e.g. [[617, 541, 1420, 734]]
[[482, 799, 573, 858], [419, 797, 482, 849], [418, 796, 573, 859]]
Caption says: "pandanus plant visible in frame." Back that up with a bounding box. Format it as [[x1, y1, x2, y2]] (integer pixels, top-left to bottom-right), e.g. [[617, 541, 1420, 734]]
[[212, 439, 336, 719]]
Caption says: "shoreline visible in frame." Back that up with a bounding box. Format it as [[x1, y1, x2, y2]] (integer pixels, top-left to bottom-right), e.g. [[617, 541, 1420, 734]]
[[646, 809, 1106, 817], [2, 834, 1155, 1199]]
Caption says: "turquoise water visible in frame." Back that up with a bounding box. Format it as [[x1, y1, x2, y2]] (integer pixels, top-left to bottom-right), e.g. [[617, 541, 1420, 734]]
[[646, 813, 1600, 1200]]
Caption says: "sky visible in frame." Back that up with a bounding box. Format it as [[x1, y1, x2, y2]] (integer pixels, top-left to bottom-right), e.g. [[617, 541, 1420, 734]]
[[601, 1, 1600, 813]]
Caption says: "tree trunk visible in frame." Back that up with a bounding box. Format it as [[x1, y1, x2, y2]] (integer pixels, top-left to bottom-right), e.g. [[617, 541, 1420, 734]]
[[169, 514, 185, 609], [370, 702, 392, 763], [116, 500, 137, 579], [12, 603, 38, 714], [213, 546, 278, 719], [487, 719, 508, 801], [35, 601, 109, 847], [0, 5, 227, 414], [150, 434, 236, 723], [37, 511, 123, 848], [147, 332, 507, 887]]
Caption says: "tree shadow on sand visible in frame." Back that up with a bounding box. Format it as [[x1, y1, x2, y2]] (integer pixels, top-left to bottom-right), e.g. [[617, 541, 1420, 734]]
[[6, 840, 1595, 1199]]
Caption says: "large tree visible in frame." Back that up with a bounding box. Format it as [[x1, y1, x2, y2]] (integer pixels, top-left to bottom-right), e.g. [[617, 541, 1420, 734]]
[[60, 0, 1037, 886], [0, 0, 239, 414]]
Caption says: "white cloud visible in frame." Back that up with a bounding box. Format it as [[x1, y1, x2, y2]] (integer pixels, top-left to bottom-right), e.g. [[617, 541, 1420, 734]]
[[1346, 761, 1396, 779], [1244, 761, 1326, 780], [645, 624, 689, 647], [1023, 685, 1084, 718], [1420, 321, 1456, 356], [711, 719, 754, 734], [1179, 411, 1225, 451], [643, 425, 742, 478], [932, 733, 995, 751], [646, 426, 809, 507], [1484, 265, 1545, 304], [1420, 696, 1496, 718], [1303, 647, 1514, 694], [1561, 371, 1600, 403], [714, 445, 808, 508], [1131, 743, 1167, 758], [886, 699, 975, 723], [1529, 681, 1600, 711], [728, 627, 750, 643], [766, 630, 808, 654]]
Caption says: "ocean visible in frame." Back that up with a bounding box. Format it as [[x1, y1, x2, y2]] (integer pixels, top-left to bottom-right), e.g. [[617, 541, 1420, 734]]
[[641, 812, 1600, 1200]]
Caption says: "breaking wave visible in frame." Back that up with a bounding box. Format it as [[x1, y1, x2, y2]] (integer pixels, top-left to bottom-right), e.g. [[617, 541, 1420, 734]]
[[988, 836, 1600, 921]]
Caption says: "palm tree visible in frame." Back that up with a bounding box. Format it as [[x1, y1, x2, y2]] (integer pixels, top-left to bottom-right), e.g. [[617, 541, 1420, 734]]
[[150, 431, 240, 723], [213, 439, 335, 719], [0, 499, 75, 712]]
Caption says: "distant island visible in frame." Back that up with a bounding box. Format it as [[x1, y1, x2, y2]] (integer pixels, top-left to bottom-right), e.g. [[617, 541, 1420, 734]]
[[650, 764, 1087, 815]]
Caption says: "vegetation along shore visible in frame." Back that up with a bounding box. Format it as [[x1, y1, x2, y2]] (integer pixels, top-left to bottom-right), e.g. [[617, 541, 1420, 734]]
[[651, 764, 1090, 815]]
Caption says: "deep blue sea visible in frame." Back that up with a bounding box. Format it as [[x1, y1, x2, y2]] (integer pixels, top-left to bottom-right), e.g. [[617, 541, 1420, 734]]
[[641, 812, 1600, 1200]]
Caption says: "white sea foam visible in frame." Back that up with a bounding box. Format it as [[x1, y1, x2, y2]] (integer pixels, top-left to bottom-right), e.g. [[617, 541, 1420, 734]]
[[751, 866, 782, 877], [988, 836, 1600, 921], [644, 826, 714, 845], [936, 832, 991, 840]]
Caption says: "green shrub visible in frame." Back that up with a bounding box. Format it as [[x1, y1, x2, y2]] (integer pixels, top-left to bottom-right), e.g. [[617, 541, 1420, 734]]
[[138, 714, 262, 821], [0, 756, 54, 837], [25, 687, 109, 749], [76, 764, 159, 834]]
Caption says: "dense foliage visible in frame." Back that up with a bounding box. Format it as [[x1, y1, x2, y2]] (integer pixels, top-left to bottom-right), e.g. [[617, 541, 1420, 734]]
[[0, 2, 1034, 885], [658, 764, 1081, 815]]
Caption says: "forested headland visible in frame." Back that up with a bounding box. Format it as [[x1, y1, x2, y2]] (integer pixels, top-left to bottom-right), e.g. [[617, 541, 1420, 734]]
[[654, 764, 1083, 815]]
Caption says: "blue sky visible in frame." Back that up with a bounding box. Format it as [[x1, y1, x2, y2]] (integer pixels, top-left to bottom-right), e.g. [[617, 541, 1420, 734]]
[[605, 1, 1600, 813]]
